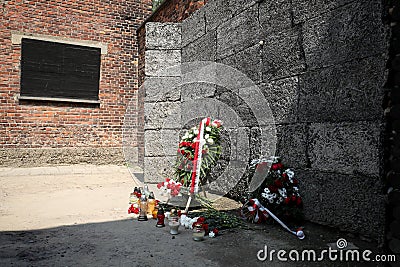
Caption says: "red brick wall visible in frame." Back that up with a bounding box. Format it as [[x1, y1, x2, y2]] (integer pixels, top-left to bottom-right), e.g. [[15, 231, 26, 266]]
[[0, 0, 152, 150]]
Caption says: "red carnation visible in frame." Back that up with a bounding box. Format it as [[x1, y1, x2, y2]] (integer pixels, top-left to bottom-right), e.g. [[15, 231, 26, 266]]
[[291, 195, 297, 203], [157, 183, 162, 189], [197, 217, 205, 224], [274, 179, 283, 188], [296, 197, 302, 207], [282, 172, 289, 182], [268, 185, 278, 193], [212, 228, 218, 236], [284, 197, 290, 204], [202, 223, 209, 234], [271, 163, 283, 171]]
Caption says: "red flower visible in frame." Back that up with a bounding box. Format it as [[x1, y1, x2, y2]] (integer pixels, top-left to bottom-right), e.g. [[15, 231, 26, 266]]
[[202, 223, 209, 234], [157, 183, 162, 189], [212, 120, 222, 128], [284, 197, 290, 204], [282, 172, 289, 182], [291, 195, 297, 203], [268, 185, 278, 193], [274, 179, 283, 188], [296, 197, 302, 207], [212, 228, 219, 236], [293, 178, 299, 185], [271, 163, 283, 171], [197, 217, 205, 224]]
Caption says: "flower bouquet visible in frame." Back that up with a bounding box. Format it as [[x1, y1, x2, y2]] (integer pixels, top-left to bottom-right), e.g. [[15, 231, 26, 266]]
[[242, 157, 304, 224], [174, 118, 223, 189]]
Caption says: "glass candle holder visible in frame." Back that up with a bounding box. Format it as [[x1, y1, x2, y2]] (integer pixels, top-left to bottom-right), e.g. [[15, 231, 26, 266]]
[[168, 215, 179, 235], [138, 195, 148, 221], [192, 223, 205, 241]]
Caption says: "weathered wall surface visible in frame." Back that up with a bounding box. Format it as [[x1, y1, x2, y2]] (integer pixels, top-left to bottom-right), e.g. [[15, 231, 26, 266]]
[[143, 22, 182, 183], [142, 0, 388, 241], [179, 0, 388, 241], [383, 0, 400, 258], [0, 0, 152, 166]]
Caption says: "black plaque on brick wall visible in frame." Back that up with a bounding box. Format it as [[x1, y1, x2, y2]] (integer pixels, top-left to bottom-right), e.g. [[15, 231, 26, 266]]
[[20, 38, 101, 101]]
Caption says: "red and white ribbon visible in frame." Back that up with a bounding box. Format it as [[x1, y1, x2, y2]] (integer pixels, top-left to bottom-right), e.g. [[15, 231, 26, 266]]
[[189, 118, 207, 194], [247, 198, 305, 240]]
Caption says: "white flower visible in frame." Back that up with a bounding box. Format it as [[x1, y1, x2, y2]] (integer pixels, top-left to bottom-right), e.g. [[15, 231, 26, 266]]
[[189, 134, 193, 138], [205, 126, 211, 132], [285, 169, 295, 180], [293, 186, 299, 192], [209, 232, 215, 238], [207, 138, 214, 144], [204, 134, 209, 139], [263, 188, 270, 194], [276, 197, 283, 204], [261, 193, 268, 198], [278, 188, 287, 198]]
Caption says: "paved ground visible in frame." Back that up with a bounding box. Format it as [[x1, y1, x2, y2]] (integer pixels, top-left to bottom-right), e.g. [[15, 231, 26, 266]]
[[0, 165, 390, 266]]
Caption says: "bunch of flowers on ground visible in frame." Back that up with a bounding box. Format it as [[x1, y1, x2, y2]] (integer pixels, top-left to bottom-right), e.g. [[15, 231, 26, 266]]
[[246, 157, 303, 223], [174, 118, 222, 188], [157, 178, 183, 197]]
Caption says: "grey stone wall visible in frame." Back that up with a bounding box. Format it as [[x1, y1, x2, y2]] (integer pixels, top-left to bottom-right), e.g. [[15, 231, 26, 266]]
[[176, 0, 388, 241], [143, 22, 182, 183]]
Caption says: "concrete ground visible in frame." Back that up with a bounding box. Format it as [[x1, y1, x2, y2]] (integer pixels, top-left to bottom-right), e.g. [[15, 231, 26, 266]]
[[0, 165, 389, 266]]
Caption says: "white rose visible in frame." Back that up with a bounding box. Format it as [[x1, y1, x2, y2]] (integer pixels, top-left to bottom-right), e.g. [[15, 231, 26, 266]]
[[189, 134, 193, 138], [207, 138, 214, 144], [209, 232, 216, 238], [205, 126, 211, 132], [204, 134, 209, 139]]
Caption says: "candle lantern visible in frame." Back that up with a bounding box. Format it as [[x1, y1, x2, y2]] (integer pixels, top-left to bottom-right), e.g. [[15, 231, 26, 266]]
[[168, 215, 179, 235], [138, 195, 148, 221], [192, 223, 205, 241], [156, 207, 165, 227]]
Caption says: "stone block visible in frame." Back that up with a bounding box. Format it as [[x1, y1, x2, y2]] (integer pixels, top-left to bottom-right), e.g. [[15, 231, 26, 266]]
[[181, 82, 216, 101], [262, 28, 306, 81], [206, 160, 248, 196], [298, 170, 385, 241], [302, 1, 386, 69], [204, 0, 258, 31], [260, 77, 299, 124], [298, 56, 386, 123], [144, 102, 181, 130], [217, 44, 262, 84], [144, 77, 181, 103], [275, 124, 308, 169], [216, 5, 260, 60], [181, 7, 206, 47], [180, 98, 219, 127], [203, 0, 232, 32], [292, 0, 355, 24], [146, 22, 181, 50], [145, 50, 181, 77], [250, 125, 277, 162], [144, 156, 176, 183], [258, 0, 292, 34], [238, 85, 276, 127], [144, 129, 180, 157], [182, 30, 216, 62], [308, 121, 382, 177]]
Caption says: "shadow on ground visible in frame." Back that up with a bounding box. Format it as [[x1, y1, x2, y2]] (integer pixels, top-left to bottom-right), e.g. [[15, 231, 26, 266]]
[[0, 216, 387, 267]]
